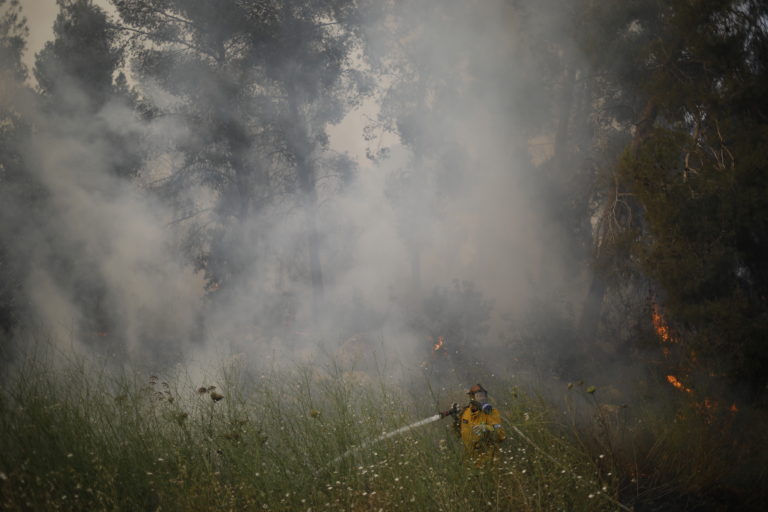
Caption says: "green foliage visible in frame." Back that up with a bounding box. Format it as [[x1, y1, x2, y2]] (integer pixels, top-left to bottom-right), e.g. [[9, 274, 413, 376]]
[[113, 0, 369, 294], [0, 352, 626, 512], [620, 121, 768, 395], [579, 0, 768, 397], [0, 0, 27, 83], [33, 0, 141, 181], [34, 0, 123, 112], [0, 0, 32, 336]]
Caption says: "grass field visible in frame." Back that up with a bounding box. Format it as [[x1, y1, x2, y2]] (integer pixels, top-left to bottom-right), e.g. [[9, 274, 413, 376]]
[[0, 347, 764, 511]]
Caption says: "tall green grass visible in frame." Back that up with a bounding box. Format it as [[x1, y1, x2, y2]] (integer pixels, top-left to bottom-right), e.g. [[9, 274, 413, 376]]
[[0, 350, 624, 511]]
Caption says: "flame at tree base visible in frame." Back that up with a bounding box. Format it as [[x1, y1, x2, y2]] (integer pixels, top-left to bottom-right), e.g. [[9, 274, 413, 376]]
[[654, 305, 738, 417], [666, 375, 693, 393]]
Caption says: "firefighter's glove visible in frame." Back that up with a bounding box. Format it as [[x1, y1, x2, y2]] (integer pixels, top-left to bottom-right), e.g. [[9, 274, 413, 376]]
[[472, 424, 494, 436]]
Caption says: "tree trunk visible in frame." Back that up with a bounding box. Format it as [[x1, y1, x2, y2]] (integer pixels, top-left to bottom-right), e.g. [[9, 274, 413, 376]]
[[578, 259, 607, 343], [554, 62, 575, 171], [304, 186, 324, 321], [578, 97, 658, 342], [289, 97, 324, 322]]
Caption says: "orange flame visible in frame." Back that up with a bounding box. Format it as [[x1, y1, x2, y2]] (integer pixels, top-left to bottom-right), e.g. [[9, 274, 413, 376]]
[[433, 336, 445, 352], [652, 303, 676, 343], [666, 375, 693, 393]]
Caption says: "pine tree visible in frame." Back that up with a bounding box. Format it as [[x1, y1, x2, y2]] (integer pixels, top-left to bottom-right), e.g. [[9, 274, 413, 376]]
[[0, 0, 31, 337], [112, 0, 369, 323], [35, 0, 141, 177], [22, 0, 145, 345], [588, 0, 768, 397]]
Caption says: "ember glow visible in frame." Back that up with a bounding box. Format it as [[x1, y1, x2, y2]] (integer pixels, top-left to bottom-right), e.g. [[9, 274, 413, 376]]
[[419, 336, 446, 368], [654, 305, 695, 395], [666, 375, 693, 393], [652, 303, 676, 343]]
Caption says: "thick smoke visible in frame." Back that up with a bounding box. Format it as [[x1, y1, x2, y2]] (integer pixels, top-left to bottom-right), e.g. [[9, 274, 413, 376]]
[[6, 0, 585, 386], [3, 83, 201, 361]]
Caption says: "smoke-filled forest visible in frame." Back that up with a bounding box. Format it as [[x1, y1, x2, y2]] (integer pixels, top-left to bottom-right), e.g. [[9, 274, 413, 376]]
[[1, 0, 767, 510]]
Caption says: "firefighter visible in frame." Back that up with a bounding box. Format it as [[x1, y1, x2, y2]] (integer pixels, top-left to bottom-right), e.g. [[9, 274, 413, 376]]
[[442, 383, 506, 462]]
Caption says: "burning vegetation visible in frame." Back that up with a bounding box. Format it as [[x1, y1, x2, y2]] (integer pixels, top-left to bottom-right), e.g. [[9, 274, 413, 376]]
[[651, 302, 677, 345], [665, 374, 693, 394], [652, 302, 739, 418]]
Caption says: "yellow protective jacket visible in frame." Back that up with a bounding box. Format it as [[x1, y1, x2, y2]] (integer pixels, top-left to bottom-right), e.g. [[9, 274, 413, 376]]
[[458, 406, 506, 460]]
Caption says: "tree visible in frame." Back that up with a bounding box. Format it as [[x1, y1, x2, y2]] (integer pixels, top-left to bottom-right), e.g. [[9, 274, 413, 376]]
[[23, 0, 144, 343], [35, 1, 141, 182], [35, 1, 125, 111], [569, 0, 664, 345], [0, 0, 31, 337], [0, 0, 25, 82], [259, 0, 370, 317], [581, 0, 768, 397], [112, 0, 369, 326]]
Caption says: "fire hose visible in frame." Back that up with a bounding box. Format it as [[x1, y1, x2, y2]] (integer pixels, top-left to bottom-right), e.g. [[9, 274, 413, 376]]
[[323, 404, 460, 469], [328, 413, 445, 466]]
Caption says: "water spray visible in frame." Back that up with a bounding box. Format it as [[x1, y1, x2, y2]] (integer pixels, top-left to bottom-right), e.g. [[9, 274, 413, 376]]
[[328, 412, 450, 468]]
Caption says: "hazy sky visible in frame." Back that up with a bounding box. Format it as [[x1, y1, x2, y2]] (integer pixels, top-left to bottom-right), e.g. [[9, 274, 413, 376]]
[[21, 1, 71, 67]]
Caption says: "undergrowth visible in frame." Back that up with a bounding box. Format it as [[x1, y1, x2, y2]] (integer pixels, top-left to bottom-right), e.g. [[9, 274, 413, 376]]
[[1, 348, 765, 511]]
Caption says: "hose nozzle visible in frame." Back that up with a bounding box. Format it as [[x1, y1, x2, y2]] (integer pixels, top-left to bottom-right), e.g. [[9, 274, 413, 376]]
[[440, 402, 460, 418]]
